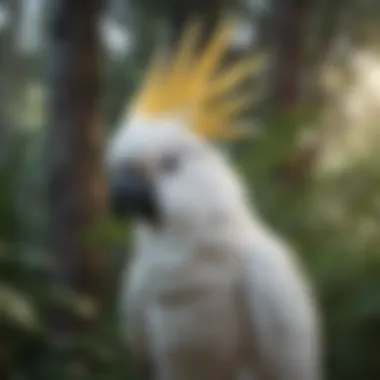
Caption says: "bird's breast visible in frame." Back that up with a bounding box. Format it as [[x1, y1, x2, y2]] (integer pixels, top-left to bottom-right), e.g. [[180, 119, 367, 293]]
[[143, 257, 241, 364]]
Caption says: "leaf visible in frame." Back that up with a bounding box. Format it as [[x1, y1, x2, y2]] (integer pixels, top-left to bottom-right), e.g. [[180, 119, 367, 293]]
[[0, 284, 41, 332]]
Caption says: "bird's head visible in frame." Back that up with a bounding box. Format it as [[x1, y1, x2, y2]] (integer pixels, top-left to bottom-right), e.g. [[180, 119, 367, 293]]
[[107, 19, 262, 231]]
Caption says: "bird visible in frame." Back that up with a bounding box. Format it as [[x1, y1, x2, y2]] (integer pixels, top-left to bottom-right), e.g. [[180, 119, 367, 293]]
[[107, 17, 322, 380]]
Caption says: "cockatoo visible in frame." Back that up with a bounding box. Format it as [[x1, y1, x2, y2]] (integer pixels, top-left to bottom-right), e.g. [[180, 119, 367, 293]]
[[107, 19, 322, 380]]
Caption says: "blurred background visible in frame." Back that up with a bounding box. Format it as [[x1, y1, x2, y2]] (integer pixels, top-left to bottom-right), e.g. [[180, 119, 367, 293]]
[[1, 0, 380, 379]]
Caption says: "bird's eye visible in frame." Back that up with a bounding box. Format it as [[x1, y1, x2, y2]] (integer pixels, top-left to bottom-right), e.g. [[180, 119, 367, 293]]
[[160, 153, 180, 174]]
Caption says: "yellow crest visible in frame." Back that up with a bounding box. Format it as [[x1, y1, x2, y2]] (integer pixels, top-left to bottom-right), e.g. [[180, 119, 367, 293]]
[[129, 18, 264, 140]]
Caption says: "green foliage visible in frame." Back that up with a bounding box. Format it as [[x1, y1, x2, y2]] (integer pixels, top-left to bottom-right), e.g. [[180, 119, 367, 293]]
[[0, 133, 132, 380]]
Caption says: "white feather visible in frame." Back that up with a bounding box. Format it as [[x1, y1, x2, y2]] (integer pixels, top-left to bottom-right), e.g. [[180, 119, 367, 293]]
[[111, 115, 321, 380]]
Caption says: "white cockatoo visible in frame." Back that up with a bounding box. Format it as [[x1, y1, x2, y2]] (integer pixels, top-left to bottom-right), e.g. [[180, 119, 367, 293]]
[[107, 18, 322, 380]]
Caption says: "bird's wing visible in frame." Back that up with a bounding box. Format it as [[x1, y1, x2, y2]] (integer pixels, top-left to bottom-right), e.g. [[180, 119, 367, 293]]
[[236, 230, 322, 380]]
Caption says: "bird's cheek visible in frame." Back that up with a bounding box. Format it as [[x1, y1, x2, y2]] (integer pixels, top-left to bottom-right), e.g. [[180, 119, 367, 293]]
[[156, 179, 201, 226]]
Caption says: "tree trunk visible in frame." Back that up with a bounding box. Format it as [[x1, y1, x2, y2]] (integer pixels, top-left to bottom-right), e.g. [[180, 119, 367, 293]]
[[271, 0, 312, 109], [269, 0, 316, 188], [302, 0, 346, 107], [0, 0, 22, 167], [47, 0, 106, 353]]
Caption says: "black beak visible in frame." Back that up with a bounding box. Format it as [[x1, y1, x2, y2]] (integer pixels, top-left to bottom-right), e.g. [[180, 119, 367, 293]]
[[109, 167, 159, 223]]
